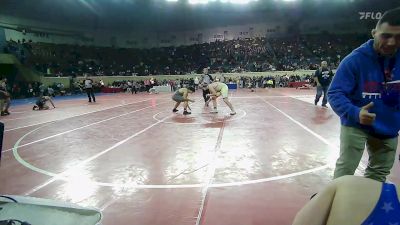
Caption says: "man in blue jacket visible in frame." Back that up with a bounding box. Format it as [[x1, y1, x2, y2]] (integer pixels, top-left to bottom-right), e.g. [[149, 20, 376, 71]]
[[328, 7, 400, 182]]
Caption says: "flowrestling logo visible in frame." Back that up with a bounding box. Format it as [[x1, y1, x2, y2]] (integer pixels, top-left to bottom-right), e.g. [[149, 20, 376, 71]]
[[359, 12, 383, 20]]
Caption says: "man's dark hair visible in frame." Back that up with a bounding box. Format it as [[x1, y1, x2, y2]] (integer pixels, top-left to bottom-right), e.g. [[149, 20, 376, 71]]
[[377, 7, 400, 27], [188, 86, 195, 92]]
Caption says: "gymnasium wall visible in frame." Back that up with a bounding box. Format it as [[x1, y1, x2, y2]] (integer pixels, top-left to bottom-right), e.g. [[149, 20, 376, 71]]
[[40, 70, 316, 88]]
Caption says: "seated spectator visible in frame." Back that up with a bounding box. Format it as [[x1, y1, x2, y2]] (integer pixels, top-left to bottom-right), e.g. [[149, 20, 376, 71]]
[[10, 34, 367, 77]]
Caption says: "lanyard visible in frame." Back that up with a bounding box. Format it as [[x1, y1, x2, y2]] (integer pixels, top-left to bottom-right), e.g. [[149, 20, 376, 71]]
[[378, 56, 396, 83]]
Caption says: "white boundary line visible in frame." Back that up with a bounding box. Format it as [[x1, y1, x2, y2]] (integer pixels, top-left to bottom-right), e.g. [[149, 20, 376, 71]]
[[259, 95, 366, 174], [20, 114, 172, 196], [211, 164, 331, 187], [2, 99, 125, 121], [195, 120, 225, 225], [11, 96, 345, 192], [153, 95, 315, 99], [100, 198, 120, 211], [258, 97, 337, 149], [1, 111, 57, 122], [9, 111, 27, 114], [5, 99, 152, 132], [152, 109, 247, 125], [7, 96, 128, 116], [3, 101, 169, 153]]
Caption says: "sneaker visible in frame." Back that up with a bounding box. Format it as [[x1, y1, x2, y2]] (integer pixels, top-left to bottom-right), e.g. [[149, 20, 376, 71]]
[[314, 100, 318, 105], [3, 111, 10, 115], [172, 109, 178, 113], [183, 111, 191, 115], [210, 109, 218, 113], [322, 105, 328, 108], [230, 111, 236, 115]]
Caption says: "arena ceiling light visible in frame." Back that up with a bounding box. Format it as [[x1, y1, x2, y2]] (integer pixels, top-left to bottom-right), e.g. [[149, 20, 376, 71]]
[[188, 0, 213, 4], [187, 0, 257, 4], [220, 0, 258, 3]]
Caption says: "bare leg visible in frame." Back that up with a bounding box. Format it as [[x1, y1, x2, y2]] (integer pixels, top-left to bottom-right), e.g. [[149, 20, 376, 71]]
[[206, 97, 212, 107], [183, 101, 191, 114], [212, 97, 217, 109], [173, 102, 181, 112], [4, 98, 10, 113], [211, 97, 218, 113], [223, 98, 236, 114], [0, 100, 4, 113]]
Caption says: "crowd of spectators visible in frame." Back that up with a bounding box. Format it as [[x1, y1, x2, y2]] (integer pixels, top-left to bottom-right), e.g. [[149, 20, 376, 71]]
[[0, 32, 367, 98], [3, 33, 367, 78]]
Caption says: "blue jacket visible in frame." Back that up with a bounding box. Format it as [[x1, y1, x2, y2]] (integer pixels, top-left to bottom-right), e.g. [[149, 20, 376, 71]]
[[328, 39, 400, 138]]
